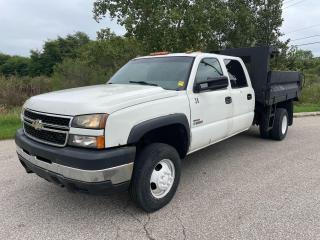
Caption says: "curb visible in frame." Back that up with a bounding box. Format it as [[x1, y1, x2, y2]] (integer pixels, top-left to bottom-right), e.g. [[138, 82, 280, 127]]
[[293, 112, 320, 118]]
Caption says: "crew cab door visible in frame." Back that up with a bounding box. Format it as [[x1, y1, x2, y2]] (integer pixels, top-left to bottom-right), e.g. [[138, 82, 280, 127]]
[[223, 59, 254, 135], [188, 57, 233, 152]]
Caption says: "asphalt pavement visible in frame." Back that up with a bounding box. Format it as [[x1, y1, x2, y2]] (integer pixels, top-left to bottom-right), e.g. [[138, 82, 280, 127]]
[[0, 116, 319, 240]]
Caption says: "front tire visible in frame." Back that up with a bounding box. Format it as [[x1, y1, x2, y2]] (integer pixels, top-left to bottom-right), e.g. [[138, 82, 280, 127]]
[[129, 143, 181, 212], [271, 108, 289, 140]]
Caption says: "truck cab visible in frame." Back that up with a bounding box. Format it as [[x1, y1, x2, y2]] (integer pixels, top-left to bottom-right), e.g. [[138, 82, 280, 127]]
[[15, 48, 301, 212]]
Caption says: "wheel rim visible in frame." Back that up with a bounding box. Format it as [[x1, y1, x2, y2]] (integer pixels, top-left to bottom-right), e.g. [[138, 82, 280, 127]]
[[281, 115, 288, 135], [150, 159, 175, 199]]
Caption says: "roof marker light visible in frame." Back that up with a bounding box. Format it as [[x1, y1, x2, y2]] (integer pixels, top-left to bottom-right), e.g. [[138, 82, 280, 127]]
[[149, 51, 169, 56]]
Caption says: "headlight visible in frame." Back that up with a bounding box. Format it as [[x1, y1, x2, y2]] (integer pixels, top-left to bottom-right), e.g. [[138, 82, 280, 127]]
[[68, 135, 105, 149], [71, 114, 108, 129]]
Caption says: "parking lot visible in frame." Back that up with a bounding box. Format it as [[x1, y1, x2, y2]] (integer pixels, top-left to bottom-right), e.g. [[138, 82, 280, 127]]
[[0, 116, 319, 240]]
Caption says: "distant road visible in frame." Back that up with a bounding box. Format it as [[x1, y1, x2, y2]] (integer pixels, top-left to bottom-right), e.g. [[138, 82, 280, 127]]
[[1, 117, 319, 240]]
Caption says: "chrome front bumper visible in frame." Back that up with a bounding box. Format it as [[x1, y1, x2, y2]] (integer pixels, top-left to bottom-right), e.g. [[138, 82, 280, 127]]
[[16, 146, 133, 185]]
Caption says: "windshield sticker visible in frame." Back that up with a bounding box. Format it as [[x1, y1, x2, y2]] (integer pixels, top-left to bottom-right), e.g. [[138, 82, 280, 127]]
[[178, 81, 185, 87]]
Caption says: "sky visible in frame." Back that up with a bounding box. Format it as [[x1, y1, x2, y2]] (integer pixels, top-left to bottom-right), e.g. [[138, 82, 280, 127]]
[[281, 0, 320, 56], [0, 0, 319, 57]]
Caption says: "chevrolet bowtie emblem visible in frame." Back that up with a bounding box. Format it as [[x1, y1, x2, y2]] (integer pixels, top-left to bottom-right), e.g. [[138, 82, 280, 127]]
[[31, 119, 43, 130]]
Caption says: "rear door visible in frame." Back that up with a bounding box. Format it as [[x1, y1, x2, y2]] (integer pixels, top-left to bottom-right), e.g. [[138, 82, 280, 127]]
[[223, 59, 254, 135], [188, 57, 233, 152]]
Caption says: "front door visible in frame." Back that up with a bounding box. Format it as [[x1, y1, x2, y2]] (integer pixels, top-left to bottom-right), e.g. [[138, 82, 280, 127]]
[[188, 57, 233, 152]]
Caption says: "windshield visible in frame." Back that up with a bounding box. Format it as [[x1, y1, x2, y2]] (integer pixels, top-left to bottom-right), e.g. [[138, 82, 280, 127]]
[[109, 56, 194, 90]]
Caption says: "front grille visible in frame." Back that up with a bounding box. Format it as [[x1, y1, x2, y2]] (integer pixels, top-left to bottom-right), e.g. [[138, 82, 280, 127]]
[[23, 109, 71, 147], [24, 109, 70, 127], [24, 123, 67, 146]]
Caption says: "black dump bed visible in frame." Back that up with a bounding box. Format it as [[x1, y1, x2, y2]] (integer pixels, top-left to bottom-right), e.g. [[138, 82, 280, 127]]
[[216, 46, 303, 106]]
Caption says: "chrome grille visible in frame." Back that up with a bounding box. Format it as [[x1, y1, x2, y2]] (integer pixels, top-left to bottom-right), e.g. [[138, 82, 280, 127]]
[[24, 109, 71, 127], [23, 109, 72, 147]]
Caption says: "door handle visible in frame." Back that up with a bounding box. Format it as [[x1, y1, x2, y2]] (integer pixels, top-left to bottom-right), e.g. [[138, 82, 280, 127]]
[[225, 96, 232, 104], [247, 94, 252, 100]]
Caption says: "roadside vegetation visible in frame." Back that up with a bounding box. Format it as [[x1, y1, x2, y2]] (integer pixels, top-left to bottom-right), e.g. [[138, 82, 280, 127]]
[[294, 103, 320, 113], [0, 107, 21, 140], [0, 0, 319, 140]]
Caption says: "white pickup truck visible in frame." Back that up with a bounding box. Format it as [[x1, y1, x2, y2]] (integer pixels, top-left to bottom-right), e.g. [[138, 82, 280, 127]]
[[15, 47, 302, 212]]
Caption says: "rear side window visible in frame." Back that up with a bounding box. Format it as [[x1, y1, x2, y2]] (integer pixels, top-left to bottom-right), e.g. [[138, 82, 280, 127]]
[[224, 59, 248, 88], [195, 58, 223, 83]]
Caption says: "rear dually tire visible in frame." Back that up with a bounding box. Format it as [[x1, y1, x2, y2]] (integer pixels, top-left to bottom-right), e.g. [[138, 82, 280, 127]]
[[271, 108, 289, 141]]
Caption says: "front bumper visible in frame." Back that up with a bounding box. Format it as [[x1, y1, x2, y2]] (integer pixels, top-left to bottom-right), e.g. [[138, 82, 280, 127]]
[[15, 129, 136, 194]]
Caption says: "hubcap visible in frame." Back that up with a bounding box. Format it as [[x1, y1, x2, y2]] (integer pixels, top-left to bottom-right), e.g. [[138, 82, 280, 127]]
[[150, 159, 175, 199], [281, 115, 288, 135]]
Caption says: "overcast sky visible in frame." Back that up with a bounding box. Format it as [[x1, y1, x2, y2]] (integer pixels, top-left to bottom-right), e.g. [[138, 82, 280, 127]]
[[0, 0, 319, 56]]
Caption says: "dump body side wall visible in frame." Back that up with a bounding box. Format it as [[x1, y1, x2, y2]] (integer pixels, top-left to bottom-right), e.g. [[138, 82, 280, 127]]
[[267, 71, 302, 105]]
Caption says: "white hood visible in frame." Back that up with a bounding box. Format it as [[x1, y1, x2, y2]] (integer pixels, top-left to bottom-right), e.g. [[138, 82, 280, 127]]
[[25, 84, 178, 116]]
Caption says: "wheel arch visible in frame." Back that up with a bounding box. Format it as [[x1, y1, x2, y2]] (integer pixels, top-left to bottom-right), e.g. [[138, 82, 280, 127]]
[[254, 100, 293, 128], [127, 114, 190, 158]]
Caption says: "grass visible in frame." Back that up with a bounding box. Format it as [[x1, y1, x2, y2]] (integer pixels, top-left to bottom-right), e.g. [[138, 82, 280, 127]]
[[294, 103, 320, 113], [0, 108, 21, 140]]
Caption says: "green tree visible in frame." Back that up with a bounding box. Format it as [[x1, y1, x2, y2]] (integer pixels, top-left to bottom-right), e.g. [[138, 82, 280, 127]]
[[79, 36, 144, 70], [272, 47, 319, 72], [0, 53, 10, 67], [223, 0, 257, 48], [93, 0, 227, 52], [52, 36, 144, 89], [223, 0, 284, 48], [254, 0, 283, 46], [29, 32, 91, 76], [0, 56, 30, 76], [93, 0, 285, 52], [52, 58, 105, 89], [97, 27, 117, 40]]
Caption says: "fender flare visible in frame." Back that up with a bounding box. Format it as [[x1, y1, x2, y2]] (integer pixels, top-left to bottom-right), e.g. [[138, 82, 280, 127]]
[[127, 113, 190, 148]]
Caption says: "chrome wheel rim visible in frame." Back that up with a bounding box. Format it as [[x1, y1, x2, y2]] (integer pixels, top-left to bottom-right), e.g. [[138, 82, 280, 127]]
[[281, 115, 288, 135], [150, 159, 175, 199]]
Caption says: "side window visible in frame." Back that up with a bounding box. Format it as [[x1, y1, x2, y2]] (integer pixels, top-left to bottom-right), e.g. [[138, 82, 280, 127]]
[[224, 59, 248, 88], [195, 58, 223, 83]]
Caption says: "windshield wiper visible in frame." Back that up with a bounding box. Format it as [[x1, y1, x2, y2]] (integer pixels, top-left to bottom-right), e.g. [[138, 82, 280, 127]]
[[129, 81, 159, 87]]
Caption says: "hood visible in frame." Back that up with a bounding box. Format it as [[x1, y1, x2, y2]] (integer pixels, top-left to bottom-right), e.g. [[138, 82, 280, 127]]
[[25, 84, 178, 116]]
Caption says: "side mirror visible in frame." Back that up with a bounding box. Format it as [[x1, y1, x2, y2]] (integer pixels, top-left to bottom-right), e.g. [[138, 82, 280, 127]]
[[194, 76, 229, 93]]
